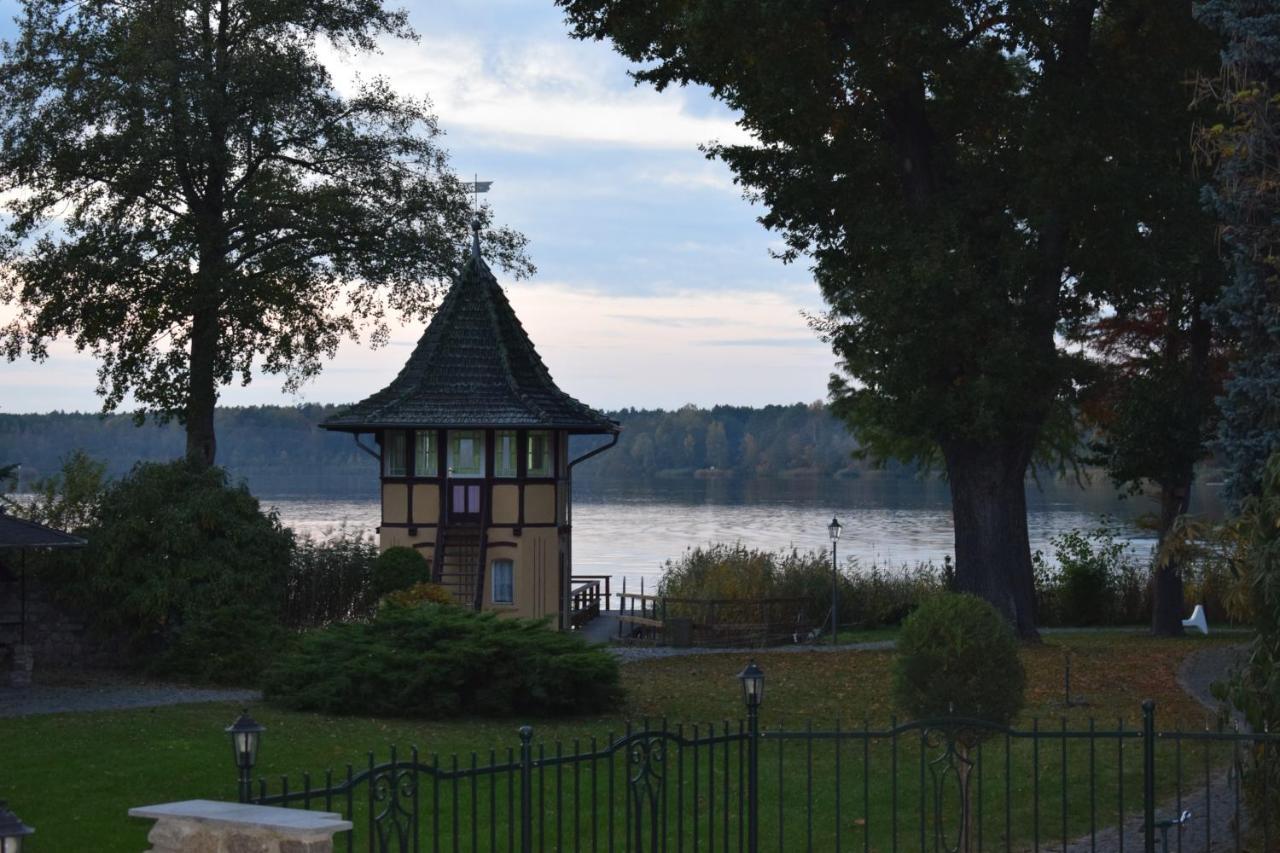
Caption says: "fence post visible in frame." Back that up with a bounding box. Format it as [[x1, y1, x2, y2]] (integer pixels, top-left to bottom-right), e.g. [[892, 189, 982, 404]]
[[519, 725, 534, 853], [747, 706, 760, 853], [1142, 700, 1156, 853]]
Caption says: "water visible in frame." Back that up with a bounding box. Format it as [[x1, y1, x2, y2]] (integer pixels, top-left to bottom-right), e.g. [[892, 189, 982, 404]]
[[266, 473, 1225, 592]]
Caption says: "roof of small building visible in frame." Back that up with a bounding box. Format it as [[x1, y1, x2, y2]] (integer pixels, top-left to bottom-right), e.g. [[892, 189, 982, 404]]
[[0, 507, 87, 550], [322, 225, 618, 435]]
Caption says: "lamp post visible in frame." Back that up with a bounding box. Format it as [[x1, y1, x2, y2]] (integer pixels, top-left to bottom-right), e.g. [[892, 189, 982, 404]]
[[738, 660, 764, 853], [226, 708, 266, 803], [0, 801, 33, 853], [828, 516, 843, 645]]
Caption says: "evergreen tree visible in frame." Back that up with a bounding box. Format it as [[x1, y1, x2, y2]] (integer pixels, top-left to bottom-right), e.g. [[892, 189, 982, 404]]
[[1195, 0, 1280, 504]]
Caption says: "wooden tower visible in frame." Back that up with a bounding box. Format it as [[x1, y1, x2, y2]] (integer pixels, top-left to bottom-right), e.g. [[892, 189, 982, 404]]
[[322, 222, 619, 628]]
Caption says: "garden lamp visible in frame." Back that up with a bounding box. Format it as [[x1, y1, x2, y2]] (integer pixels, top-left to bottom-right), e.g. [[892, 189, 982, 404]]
[[738, 659, 765, 710], [0, 801, 33, 853], [828, 516, 843, 645], [227, 708, 265, 801]]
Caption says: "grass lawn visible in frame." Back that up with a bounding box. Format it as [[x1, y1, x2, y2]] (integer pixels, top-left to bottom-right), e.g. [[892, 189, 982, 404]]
[[0, 631, 1240, 852]]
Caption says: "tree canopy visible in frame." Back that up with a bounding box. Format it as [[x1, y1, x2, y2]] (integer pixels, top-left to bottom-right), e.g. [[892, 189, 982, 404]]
[[1195, 0, 1280, 504], [558, 0, 1220, 636], [0, 0, 529, 465]]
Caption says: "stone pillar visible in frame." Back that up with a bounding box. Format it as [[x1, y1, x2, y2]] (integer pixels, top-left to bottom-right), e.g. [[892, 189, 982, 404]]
[[129, 800, 352, 853]]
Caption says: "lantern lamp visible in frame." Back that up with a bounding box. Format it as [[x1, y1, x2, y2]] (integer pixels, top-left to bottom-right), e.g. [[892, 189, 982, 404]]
[[0, 801, 33, 853], [738, 660, 765, 709]]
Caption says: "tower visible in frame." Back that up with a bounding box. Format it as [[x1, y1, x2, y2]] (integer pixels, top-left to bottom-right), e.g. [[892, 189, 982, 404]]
[[321, 222, 618, 627]]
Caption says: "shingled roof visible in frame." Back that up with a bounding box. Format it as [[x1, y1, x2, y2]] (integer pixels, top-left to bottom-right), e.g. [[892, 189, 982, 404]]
[[0, 507, 87, 549], [322, 225, 618, 435]]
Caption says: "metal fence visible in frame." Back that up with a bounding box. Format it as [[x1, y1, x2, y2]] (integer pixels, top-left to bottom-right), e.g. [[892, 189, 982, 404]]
[[241, 702, 1277, 853]]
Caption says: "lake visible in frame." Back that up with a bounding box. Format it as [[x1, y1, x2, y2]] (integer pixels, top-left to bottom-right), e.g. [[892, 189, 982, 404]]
[[266, 473, 1225, 592]]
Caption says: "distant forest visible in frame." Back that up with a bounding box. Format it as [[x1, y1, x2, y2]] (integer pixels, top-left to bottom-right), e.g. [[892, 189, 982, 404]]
[[0, 403, 904, 496]]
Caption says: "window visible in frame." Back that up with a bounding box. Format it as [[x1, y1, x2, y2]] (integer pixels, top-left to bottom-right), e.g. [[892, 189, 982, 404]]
[[414, 431, 437, 477], [383, 430, 407, 477], [448, 430, 484, 477], [527, 431, 553, 477], [495, 430, 517, 477], [492, 559, 514, 604]]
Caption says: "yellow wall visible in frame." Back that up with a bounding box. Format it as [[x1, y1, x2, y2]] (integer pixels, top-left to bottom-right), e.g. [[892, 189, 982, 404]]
[[523, 484, 556, 524], [382, 483, 408, 525], [412, 484, 439, 526], [481, 527, 560, 621], [491, 484, 519, 525]]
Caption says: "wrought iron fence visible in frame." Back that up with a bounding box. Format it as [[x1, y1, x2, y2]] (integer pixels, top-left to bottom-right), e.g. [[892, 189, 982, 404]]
[[240, 702, 1278, 853]]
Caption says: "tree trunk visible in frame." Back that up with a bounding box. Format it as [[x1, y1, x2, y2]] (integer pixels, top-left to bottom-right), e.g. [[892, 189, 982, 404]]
[[185, 304, 219, 467], [943, 440, 1041, 640], [1151, 478, 1192, 636]]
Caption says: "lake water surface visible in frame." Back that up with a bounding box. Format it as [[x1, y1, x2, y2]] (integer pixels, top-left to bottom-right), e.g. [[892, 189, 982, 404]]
[[266, 474, 1225, 592]]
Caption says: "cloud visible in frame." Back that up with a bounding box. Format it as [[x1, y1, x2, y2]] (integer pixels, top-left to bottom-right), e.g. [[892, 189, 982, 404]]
[[319, 35, 753, 150]]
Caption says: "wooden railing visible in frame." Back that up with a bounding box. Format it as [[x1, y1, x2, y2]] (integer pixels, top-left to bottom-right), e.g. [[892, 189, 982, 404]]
[[568, 575, 611, 630], [616, 588, 814, 647]]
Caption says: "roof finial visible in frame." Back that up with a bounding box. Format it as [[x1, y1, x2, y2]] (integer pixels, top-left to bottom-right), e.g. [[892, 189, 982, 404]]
[[467, 175, 492, 263]]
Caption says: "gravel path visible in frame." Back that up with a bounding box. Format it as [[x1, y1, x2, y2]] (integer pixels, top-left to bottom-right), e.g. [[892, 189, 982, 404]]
[[0, 672, 259, 718], [1060, 644, 1251, 853]]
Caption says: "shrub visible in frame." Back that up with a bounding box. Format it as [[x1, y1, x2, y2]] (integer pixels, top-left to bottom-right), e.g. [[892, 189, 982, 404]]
[[373, 546, 431, 597], [49, 459, 294, 684], [285, 529, 379, 628], [893, 593, 1025, 736], [657, 543, 945, 633], [1034, 524, 1148, 626], [263, 604, 624, 717], [382, 581, 454, 609]]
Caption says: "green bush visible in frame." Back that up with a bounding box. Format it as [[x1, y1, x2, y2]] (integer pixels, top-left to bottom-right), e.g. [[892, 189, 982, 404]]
[[1034, 523, 1148, 626], [285, 529, 379, 628], [373, 546, 431, 597], [49, 459, 294, 683], [657, 543, 945, 632], [893, 593, 1025, 736], [263, 604, 624, 717]]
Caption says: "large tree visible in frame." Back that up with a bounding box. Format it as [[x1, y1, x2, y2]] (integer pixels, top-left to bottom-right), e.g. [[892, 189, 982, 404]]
[[560, 0, 1215, 636], [0, 0, 529, 466], [1195, 0, 1280, 505]]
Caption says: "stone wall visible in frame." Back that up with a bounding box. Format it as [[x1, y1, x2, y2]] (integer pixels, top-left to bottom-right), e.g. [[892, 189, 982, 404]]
[[129, 800, 351, 853], [0, 563, 124, 675]]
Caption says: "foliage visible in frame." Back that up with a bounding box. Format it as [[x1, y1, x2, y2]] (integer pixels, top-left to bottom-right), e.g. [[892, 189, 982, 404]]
[[1212, 452, 1280, 837], [893, 593, 1026, 738], [1195, 0, 1280, 505], [657, 543, 945, 631], [263, 604, 623, 717], [0, 634, 1224, 853], [373, 546, 431, 598], [51, 460, 294, 683], [1037, 526, 1134, 626], [0, 0, 530, 464], [560, 0, 1221, 638], [381, 581, 454, 609], [1, 449, 106, 532], [284, 528, 379, 629]]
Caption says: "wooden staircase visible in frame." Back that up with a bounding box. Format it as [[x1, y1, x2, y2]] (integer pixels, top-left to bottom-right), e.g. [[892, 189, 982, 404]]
[[434, 527, 484, 609]]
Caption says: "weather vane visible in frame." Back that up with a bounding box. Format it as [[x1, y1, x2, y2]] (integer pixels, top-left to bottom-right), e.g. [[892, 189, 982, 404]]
[[469, 174, 492, 212]]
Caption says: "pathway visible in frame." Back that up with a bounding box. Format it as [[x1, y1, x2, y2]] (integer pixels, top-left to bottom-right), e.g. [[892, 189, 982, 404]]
[[0, 671, 259, 717]]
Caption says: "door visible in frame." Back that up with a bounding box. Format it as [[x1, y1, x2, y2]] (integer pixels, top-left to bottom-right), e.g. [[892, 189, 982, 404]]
[[449, 482, 482, 524]]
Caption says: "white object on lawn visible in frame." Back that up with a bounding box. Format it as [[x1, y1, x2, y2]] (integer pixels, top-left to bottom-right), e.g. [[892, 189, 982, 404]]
[[1182, 604, 1209, 636]]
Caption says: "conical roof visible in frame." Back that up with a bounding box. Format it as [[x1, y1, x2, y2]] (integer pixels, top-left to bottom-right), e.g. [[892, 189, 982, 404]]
[[322, 228, 618, 435]]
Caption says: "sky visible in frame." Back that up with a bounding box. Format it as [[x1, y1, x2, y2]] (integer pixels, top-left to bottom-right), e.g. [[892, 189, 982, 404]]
[[0, 0, 838, 415]]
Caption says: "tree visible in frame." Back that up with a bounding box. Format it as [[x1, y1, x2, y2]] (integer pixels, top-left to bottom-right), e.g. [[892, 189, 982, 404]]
[[0, 0, 530, 466], [1073, 18, 1227, 635], [1194, 0, 1280, 504], [559, 0, 1216, 636], [705, 420, 729, 469]]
